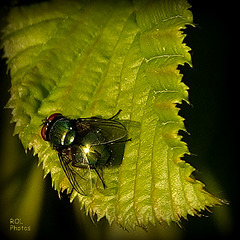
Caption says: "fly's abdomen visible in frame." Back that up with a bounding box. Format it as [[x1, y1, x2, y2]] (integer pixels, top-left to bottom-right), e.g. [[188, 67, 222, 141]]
[[74, 131, 110, 167], [75, 143, 110, 167], [88, 145, 110, 166]]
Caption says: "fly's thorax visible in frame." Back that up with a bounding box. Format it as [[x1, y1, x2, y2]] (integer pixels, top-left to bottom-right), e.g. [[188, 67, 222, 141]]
[[49, 118, 76, 147]]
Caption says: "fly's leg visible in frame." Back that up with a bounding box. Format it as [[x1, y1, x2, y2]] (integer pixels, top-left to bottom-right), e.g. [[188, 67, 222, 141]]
[[90, 109, 122, 120], [84, 159, 106, 189], [107, 109, 122, 120], [93, 149, 101, 160], [93, 167, 106, 189], [90, 150, 106, 189], [105, 154, 112, 166]]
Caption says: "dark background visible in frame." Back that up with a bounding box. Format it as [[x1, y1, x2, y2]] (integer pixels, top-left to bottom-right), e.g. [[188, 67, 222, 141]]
[[0, 0, 235, 239]]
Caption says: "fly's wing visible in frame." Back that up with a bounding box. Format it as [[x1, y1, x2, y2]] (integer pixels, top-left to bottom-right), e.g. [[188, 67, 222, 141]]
[[77, 118, 127, 145], [58, 150, 93, 196]]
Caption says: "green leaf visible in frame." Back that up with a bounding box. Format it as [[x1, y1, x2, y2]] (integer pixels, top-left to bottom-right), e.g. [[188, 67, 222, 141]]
[[1, 0, 224, 229]]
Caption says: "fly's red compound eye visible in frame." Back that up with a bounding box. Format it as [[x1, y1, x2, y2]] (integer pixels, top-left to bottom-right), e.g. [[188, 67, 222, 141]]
[[41, 124, 48, 141], [41, 113, 63, 141], [47, 113, 63, 122]]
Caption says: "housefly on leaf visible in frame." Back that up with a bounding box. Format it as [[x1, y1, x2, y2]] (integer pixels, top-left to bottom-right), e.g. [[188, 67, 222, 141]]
[[41, 110, 129, 195]]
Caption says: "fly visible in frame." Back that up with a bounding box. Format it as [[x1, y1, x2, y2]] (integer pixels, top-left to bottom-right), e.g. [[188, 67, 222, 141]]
[[41, 110, 129, 195]]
